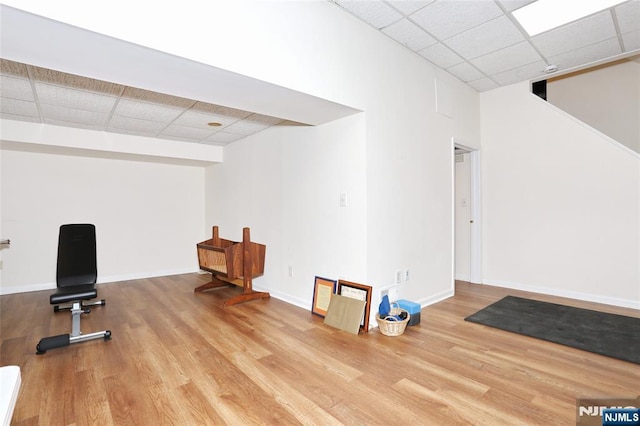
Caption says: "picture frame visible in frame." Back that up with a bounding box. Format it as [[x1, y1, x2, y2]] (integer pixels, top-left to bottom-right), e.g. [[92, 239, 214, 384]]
[[337, 280, 372, 332], [312, 276, 337, 317]]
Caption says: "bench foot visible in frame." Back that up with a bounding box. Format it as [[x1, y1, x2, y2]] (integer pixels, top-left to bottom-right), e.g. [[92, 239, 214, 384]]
[[36, 334, 70, 355], [36, 330, 111, 355]]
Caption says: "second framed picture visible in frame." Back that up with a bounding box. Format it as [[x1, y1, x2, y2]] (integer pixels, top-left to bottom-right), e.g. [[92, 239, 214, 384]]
[[312, 276, 337, 317], [337, 280, 372, 332]]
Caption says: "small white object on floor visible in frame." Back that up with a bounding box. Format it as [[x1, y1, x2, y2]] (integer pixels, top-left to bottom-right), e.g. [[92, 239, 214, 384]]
[[0, 365, 21, 426]]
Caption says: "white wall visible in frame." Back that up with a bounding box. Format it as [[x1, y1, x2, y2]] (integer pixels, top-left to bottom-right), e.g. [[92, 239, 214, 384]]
[[205, 115, 367, 307], [547, 58, 640, 153], [481, 81, 640, 309], [1, 148, 205, 294], [203, 1, 480, 313]]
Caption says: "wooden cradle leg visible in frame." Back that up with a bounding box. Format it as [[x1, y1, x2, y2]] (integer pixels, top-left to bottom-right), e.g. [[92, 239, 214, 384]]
[[194, 273, 231, 292], [223, 228, 270, 306], [223, 289, 270, 307]]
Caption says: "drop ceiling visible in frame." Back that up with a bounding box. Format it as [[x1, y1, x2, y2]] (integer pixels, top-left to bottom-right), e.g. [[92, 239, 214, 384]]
[[0, 58, 291, 146], [330, 0, 640, 91], [1, 0, 639, 148]]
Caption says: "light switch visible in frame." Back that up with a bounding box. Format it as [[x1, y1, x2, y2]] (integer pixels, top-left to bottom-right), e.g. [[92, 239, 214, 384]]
[[339, 193, 347, 207]]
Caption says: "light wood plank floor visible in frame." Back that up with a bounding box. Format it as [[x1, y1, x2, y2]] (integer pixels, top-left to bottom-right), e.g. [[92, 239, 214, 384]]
[[1, 274, 638, 425]]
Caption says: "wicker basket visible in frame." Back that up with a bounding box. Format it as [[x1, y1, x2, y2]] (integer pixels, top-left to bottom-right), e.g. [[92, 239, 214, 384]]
[[376, 306, 410, 336]]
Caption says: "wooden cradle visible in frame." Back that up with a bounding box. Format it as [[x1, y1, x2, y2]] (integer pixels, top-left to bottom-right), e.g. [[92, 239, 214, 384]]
[[195, 226, 269, 306]]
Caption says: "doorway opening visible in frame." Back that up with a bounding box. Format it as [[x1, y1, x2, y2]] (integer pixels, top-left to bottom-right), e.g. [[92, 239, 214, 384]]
[[453, 140, 481, 284]]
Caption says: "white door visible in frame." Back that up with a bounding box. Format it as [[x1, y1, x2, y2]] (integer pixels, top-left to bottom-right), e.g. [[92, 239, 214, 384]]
[[455, 151, 472, 281], [453, 143, 482, 284]]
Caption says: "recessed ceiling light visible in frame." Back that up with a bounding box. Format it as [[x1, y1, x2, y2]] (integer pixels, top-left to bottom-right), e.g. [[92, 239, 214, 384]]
[[207, 122, 222, 127], [512, 0, 627, 36]]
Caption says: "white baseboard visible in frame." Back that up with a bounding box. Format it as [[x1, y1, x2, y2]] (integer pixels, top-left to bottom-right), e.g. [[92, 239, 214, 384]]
[[97, 268, 199, 285], [483, 279, 640, 310], [0, 282, 56, 295], [414, 288, 455, 308], [454, 273, 470, 282], [263, 287, 311, 312], [268, 287, 456, 329], [0, 268, 199, 295]]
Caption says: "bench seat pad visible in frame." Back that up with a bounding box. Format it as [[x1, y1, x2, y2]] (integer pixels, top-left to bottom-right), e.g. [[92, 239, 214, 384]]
[[50, 285, 97, 305]]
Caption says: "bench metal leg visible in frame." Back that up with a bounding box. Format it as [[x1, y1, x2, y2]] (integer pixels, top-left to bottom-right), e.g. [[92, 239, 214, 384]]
[[36, 301, 111, 355]]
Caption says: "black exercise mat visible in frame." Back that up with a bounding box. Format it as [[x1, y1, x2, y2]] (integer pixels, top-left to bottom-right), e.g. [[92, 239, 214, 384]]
[[465, 295, 640, 364]]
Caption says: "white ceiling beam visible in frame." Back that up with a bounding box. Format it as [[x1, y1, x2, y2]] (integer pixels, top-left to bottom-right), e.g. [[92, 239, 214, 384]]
[[0, 4, 359, 127]]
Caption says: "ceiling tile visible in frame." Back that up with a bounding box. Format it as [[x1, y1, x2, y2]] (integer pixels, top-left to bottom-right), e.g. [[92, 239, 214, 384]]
[[44, 119, 105, 131], [411, 0, 503, 40], [446, 62, 484, 82], [160, 124, 215, 140], [246, 113, 285, 126], [1, 75, 35, 101], [386, 0, 434, 15], [471, 41, 542, 75], [622, 29, 640, 51], [113, 99, 184, 122], [121, 87, 195, 109], [0, 113, 41, 123], [31, 67, 123, 96], [107, 127, 160, 139], [547, 38, 622, 70], [490, 60, 547, 86], [382, 18, 437, 51], [419, 42, 464, 68], [205, 132, 244, 145], [107, 115, 168, 134], [40, 104, 109, 127], [0, 97, 39, 117], [158, 134, 201, 144], [495, 0, 536, 12], [445, 15, 525, 60], [172, 109, 239, 130], [615, 0, 640, 34], [466, 77, 499, 92], [0, 59, 29, 78], [189, 101, 252, 120], [223, 114, 282, 136], [35, 83, 117, 113], [334, 0, 402, 29], [531, 11, 617, 58]]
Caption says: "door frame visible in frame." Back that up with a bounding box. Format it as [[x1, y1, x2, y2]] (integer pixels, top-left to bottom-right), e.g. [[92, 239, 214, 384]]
[[452, 139, 482, 284]]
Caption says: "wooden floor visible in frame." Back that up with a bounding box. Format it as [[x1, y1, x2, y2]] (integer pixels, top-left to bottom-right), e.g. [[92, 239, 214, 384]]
[[1, 274, 638, 425]]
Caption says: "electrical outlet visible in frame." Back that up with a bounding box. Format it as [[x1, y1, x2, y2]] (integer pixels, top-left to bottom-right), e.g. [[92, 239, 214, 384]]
[[404, 269, 410, 281], [380, 285, 398, 302], [395, 270, 402, 284], [339, 192, 347, 207], [288, 265, 294, 277]]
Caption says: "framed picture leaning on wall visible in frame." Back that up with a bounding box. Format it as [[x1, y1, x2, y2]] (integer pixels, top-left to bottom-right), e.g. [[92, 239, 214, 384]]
[[337, 280, 372, 332], [312, 276, 337, 317]]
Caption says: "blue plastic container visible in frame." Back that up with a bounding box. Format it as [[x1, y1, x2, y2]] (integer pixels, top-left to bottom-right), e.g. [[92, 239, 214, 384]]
[[396, 299, 421, 326]]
